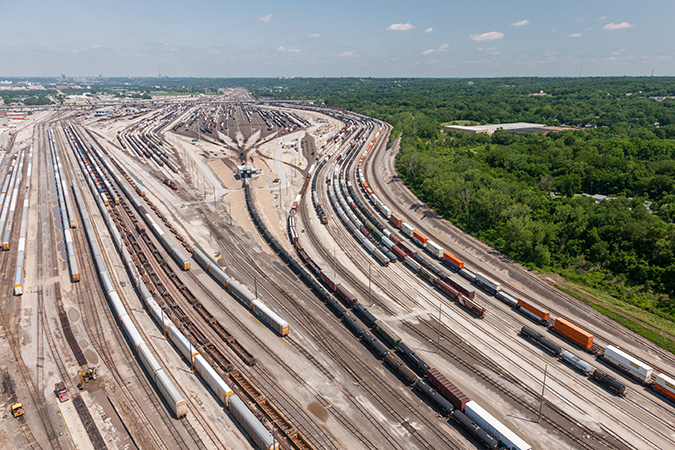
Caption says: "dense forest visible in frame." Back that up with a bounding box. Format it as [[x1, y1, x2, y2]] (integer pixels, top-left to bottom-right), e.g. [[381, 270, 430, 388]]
[[251, 77, 675, 322]]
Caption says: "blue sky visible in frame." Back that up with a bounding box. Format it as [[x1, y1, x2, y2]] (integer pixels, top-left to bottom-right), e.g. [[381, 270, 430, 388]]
[[1, 0, 673, 78]]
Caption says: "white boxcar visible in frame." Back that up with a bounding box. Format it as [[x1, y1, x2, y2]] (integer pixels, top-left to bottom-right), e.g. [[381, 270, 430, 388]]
[[425, 240, 444, 259], [465, 401, 531, 450], [603, 346, 653, 383], [401, 222, 414, 238]]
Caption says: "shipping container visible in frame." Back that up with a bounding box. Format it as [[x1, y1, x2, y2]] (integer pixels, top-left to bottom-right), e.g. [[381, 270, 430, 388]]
[[401, 222, 414, 238], [459, 268, 476, 282], [427, 368, 469, 412], [443, 252, 464, 271], [517, 299, 550, 322], [465, 401, 531, 450], [389, 214, 402, 228], [654, 374, 675, 402], [412, 230, 428, 246], [381, 205, 391, 219], [603, 346, 653, 383], [475, 272, 501, 294], [552, 318, 593, 350], [425, 240, 444, 259]]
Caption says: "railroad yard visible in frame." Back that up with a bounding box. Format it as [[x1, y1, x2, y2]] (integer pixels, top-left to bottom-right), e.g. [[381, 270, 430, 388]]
[[1, 91, 675, 450]]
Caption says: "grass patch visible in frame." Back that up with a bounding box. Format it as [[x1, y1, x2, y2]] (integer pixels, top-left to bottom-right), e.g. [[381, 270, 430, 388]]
[[554, 284, 675, 354]]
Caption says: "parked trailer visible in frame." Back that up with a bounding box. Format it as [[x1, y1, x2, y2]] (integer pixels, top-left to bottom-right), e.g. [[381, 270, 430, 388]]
[[602, 346, 652, 383], [552, 318, 593, 350], [653, 374, 675, 402], [517, 298, 550, 322], [464, 401, 531, 450]]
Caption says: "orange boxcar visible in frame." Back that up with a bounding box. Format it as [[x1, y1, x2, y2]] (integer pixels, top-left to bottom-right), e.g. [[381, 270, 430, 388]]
[[389, 214, 402, 228], [517, 299, 550, 321], [553, 317, 593, 349], [412, 231, 428, 245]]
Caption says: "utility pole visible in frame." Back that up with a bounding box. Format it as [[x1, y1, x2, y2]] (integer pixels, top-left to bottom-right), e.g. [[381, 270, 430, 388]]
[[538, 364, 548, 423], [436, 303, 442, 353], [368, 264, 372, 307]]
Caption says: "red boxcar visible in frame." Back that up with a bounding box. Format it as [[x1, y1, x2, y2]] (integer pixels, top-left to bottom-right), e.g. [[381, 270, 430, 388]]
[[427, 368, 470, 412]]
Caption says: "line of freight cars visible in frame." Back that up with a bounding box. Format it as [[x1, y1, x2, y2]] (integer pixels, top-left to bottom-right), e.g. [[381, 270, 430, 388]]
[[284, 158, 530, 450], [74, 132, 280, 449], [331, 130, 489, 318], [520, 324, 675, 402], [84, 131, 290, 339]]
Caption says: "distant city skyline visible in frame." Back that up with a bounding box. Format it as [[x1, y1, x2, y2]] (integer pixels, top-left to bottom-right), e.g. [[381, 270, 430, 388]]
[[1, 0, 673, 78]]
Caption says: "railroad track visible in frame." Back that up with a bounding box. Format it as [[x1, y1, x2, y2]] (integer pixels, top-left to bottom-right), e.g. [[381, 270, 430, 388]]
[[365, 124, 675, 376], [0, 127, 62, 450], [83, 120, 329, 450], [55, 121, 190, 450], [242, 179, 464, 450]]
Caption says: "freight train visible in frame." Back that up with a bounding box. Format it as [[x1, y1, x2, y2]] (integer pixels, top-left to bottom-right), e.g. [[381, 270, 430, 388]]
[[262, 119, 530, 450]]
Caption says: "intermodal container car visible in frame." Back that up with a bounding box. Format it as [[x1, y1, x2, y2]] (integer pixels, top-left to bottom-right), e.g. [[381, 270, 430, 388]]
[[412, 230, 428, 246], [654, 374, 675, 402], [475, 272, 501, 294], [517, 298, 550, 322], [401, 222, 414, 238], [443, 252, 464, 271], [553, 317, 593, 350], [603, 346, 652, 383], [425, 240, 444, 259]]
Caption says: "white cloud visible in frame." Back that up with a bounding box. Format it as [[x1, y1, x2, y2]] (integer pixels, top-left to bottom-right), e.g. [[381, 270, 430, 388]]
[[612, 48, 626, 55], [287, 48, 301, 53], [510, 20, 530, 27], [550, 28, 555, 32], [338, 51, 359, 58], [470, 31, 504, 41], [259, 14, 272, 23], [386, 23, 415, 31], [604, 22, 634, 30], [277, 46, 286, 52], [598, 16, 607, 20], [438, 44, 449, 51], [424, 27, 433, 33], [308, 33, 321, 38], [422, 49, 435, 55], [569, 33, 582, 37]]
